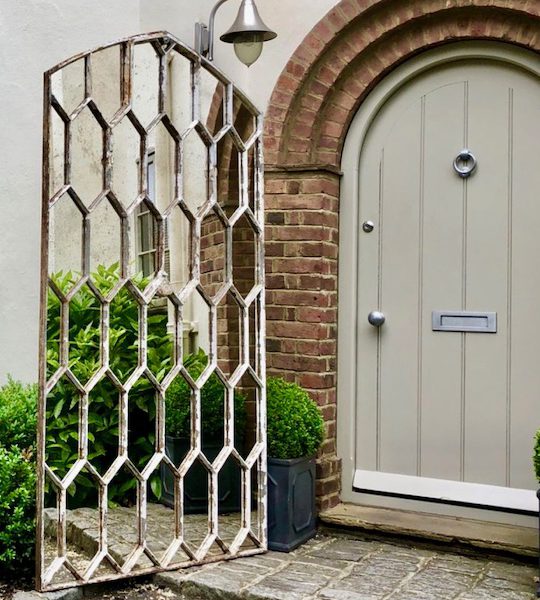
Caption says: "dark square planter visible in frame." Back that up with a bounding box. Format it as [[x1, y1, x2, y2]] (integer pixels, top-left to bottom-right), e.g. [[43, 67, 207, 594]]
[[161, 436, 241, 514], [268, 455, 317, 552]]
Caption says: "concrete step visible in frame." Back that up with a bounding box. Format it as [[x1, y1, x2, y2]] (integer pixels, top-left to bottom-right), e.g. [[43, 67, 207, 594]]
[[320, 502, 539, 559]]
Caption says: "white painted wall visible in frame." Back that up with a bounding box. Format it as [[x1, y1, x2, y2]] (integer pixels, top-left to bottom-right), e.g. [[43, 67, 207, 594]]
[[0, 1, 142, 383], [0, 0, 340, 383]]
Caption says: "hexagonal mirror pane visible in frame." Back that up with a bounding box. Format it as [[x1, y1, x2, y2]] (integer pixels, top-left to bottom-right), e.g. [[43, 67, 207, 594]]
[[91, 45, 122, 122], [48, 191, 85, 286], [44, 479, 83, 587], [245, 461, 264, 551], [128, 375, 160, 473], [233, 91, 258, 144], [111, 115, 142, 209], [182, 129, 210, 215], [46, 285, 62, 379], [64, 466, 103, 576], [182, 455, 211, 550], [132, 42, 160, 129], [70, 105, 106, 206], [43, 472, 61, 575], [232, 212, 258, 299], [109, 285, 142, 383], [247, 142, 262, 214], [87, 375, 121, 478], [45, 375, 83, 480], [248, 292, 263, 374], [166, 202, 194, 293], [106, 462, 146, 568], [216, 291, 243, 379], [147, 294, 177, 383], [51, 58, 85, 117], [183, 286, 212, 355], [216, 132, 241, 219], [146, 460, 186, 566], [68, 282, 102, 384], [88, 197, 123, 294], [216, 452, 244, 547], [49, 107, 66, 197], [129, 198, 163, 287], [167, 53, 194, 136], [146, 119, 179, 213], [200, 208, 228, 300], [200, 68, 226, 137], [236, 369, 261, 462]]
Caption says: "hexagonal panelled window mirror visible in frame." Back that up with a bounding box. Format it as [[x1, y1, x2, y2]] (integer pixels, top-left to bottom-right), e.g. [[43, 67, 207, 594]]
[[39, 32, 266, 592]]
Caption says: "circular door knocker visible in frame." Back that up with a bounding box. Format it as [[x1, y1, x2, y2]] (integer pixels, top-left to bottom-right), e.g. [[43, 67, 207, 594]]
[[453, 149, 477, 178]]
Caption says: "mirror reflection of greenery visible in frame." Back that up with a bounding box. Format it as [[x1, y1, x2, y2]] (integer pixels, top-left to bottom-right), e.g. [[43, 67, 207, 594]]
[[46, 263, 246, 507]]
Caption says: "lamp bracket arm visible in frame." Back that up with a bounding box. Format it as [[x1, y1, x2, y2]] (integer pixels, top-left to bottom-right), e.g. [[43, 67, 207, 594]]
[[196, 0, 231, 61]]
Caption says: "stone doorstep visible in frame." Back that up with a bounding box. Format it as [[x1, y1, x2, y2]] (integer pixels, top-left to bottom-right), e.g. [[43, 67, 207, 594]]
[[319, 502, 539, 558]]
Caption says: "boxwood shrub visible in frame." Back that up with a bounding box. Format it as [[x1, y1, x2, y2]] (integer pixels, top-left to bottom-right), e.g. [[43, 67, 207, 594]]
[[266, 377, 324, 460]]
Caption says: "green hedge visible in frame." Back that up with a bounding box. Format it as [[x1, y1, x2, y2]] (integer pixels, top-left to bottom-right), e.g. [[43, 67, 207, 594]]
[[534, 430, 540, 483], [0, 379, 37, 577], [46, 265, 170, 505], [0, 446, 36, 576], [0, 378, 37, 451]]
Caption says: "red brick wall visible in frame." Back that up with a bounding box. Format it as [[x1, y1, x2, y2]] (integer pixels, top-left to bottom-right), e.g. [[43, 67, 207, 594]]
[[263, 0, 540, 511], [265, 168, 342, 510]]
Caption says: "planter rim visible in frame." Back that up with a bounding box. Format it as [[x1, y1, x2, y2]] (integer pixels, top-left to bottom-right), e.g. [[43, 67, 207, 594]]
[[268, 455, 316, 466]]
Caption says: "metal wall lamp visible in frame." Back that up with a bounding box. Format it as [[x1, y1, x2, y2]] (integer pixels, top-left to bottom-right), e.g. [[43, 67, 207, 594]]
[[195, 0, 277, 67]]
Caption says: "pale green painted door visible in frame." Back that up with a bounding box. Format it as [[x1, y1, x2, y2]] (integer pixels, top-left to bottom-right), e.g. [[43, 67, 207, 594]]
[[355, 59, 540, 510]]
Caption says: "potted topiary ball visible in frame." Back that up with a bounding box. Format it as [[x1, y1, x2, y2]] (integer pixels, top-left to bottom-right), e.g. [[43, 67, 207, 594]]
[[533, 430, 540, 598], [266, 377, 324, 552], [162, 350, 247, 513]]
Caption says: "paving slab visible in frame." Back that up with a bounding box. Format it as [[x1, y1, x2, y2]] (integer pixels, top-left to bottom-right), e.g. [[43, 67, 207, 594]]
[[155, 533, 539, 600]]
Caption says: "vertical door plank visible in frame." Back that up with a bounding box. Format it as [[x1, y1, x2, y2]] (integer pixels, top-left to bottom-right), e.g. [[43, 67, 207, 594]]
[[420, 79, 466, 480], [508, 70, 540, 490], [377, 100, 422, 475], [356, 115, 387, 471], [464, 64, 510, 486]]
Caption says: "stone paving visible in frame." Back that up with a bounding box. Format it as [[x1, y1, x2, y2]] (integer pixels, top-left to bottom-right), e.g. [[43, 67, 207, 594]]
[[156, 533, 539, 600], [16, 505, 539, 599]]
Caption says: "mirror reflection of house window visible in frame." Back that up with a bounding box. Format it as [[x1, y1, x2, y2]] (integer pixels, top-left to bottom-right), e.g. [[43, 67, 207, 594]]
[[137, 152, 156, 276], [137, 151, 170, 277]]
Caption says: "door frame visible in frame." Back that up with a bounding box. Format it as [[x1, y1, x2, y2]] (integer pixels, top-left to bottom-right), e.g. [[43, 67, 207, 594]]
[[337, 41, 540, 522]]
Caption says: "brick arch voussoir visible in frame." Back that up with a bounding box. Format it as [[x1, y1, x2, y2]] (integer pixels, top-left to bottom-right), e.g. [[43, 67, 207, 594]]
[[265, 0, 540, 168]]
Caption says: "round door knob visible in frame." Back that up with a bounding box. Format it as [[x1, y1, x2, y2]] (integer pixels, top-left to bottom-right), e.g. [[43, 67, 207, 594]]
[[368, 311, 385, 327]]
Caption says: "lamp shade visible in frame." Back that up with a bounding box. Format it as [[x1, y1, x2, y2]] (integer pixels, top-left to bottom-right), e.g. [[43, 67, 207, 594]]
[[220, 0, 277, 46]]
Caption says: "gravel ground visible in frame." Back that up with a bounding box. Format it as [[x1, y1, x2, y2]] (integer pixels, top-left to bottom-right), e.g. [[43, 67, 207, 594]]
[[0, 577, 193, 600]]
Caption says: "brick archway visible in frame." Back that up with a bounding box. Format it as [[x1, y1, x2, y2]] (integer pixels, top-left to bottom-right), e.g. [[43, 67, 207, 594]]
[[263, 0, 540, 511]]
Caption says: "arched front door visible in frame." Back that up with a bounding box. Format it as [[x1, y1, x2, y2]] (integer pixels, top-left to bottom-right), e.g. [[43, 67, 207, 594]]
[[338, 43, 540, 520]]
